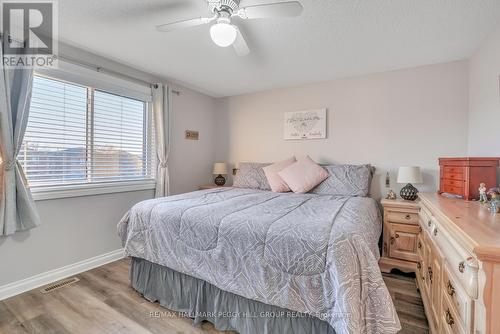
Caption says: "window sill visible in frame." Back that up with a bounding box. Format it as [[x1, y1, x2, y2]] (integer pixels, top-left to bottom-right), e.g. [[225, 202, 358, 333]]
[[31, 180, 156, 201]]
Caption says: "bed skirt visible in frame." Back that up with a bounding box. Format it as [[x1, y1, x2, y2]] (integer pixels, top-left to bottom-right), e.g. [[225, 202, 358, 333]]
[[130, 257, 336, 334]]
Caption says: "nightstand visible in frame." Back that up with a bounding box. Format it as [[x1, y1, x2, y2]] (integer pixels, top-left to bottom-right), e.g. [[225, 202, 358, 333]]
[[379, 198, 421, 274], [199, 184, 227, 190]]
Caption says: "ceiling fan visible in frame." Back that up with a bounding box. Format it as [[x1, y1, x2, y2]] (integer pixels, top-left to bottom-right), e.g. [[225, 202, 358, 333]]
[[156, 0, 303, 56]]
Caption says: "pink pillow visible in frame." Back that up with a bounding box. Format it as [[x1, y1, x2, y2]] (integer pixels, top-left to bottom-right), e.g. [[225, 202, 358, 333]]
[[263, 157, 297, 192], [278, 156, 329, 194]]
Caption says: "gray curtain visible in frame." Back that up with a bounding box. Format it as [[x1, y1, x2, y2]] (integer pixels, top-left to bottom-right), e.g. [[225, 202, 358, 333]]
[[152, 83, 171, 197], [0, 38, 41, 236]]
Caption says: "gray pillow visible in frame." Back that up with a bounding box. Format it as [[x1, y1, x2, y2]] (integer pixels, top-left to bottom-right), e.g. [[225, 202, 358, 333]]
[[310, 164, 374, 197], [233, 162, 271, 190]]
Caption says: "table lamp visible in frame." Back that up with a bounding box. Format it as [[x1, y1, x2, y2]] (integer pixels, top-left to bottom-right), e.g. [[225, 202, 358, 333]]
[[213, 163, 228, 186], [397, 167, 423, 201]]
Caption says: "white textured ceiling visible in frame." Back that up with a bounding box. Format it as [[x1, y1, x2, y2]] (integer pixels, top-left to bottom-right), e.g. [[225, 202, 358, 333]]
[[58, 0, 500, 97]]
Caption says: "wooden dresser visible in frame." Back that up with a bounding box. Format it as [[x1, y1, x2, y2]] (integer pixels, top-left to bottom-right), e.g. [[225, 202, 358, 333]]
[[439, 157, 499, 201], [416, 193, 500, 334]]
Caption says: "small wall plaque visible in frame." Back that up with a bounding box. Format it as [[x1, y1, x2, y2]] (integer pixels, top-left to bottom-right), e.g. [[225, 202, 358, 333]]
[[185, 130, 199, 140]]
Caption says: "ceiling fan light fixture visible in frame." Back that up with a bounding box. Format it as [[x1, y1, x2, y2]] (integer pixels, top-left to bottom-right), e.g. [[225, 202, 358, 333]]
[[210, 20, 238, 47]]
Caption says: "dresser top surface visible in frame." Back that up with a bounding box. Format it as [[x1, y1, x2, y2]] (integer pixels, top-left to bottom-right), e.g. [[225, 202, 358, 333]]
[[419, 193, 500, 259]]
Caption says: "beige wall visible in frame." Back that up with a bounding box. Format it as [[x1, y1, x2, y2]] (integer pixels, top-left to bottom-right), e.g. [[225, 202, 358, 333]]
[[468, 26, 500, 156], [216, 61, 470, 199], [169, 84, 218, 194]]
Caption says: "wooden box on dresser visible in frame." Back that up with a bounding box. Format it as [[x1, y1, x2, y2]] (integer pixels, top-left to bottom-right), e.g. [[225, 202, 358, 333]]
[[416, 193, 500, 334], [439, 157, 499, 201], [379, 199, 421, 274]]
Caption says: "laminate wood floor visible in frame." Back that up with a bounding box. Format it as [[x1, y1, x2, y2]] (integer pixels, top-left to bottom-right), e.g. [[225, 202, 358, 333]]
[[0, 259, 428, 334]]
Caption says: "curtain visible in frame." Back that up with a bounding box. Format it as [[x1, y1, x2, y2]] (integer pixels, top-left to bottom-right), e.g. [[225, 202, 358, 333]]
[[0, 38, 41, 236], [152, 83, 171, 197]]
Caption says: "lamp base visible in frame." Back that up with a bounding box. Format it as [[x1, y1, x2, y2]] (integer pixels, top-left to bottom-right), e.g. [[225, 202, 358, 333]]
[[400, 183, 419, 201], [214, 174, 226, 186]]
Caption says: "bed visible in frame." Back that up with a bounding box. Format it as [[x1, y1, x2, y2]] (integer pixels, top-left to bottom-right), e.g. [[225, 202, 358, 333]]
[[118, 186, 401, 334]]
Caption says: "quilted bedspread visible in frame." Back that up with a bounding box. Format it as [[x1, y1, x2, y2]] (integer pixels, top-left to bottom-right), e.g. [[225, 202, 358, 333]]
[[118, 187, 400, 333]]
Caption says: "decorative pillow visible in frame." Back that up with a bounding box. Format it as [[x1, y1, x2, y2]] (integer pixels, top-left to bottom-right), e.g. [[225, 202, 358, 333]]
[[263, 156, 297, 192], [310, 164, 375, 197], [278, 156, 329, 194], [233, 162, 271, 190]]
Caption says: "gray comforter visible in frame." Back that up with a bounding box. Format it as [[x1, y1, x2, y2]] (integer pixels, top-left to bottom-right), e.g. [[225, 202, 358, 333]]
[[118, 188, 401, 334]]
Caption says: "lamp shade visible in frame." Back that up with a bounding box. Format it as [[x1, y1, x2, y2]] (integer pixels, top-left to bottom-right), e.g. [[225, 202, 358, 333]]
[[397, 167, 423, 184], [213, 163, 228, 175]]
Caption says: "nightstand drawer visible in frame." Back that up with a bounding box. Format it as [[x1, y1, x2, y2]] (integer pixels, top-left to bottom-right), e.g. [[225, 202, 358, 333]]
[[386, 211, 419, 224], [417, 233, 424, 260], [388, 223, 420, 262]]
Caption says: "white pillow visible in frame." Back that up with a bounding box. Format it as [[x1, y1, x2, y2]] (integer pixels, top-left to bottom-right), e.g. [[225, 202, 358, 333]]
[[278, 156, 329, 194]]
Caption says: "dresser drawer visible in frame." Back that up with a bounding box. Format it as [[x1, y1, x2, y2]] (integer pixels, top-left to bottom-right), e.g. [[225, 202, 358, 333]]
[[443, 172, 464, 181], [386, 211, 419, 224], [443, 166, 464, 175], [442, 179, 464, 188], [441, 289, 466, 334], [442, 184, 464, 195], [428, 216, 478, 299], [442, 265, 473, 331]]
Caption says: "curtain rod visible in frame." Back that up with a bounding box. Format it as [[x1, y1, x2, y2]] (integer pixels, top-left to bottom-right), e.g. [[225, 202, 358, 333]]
[[55, 55, 181, 95], [0, 34, 180, 95]]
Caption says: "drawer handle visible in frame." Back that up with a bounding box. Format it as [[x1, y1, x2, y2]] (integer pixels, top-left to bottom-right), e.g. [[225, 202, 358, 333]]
[[428, 266, 433, 283], [395, 233, 400, 239], [405, 214, 411, 220], [428, 220, 432, 227], [417, 261, 421, 269], [390, 237, 395, 245], [447, 280, 455, 296], [458, 261, 465, 273], [445, 309, 455, 326], [418, 226, 422, 233], [417, 241, 422, 249], [433, 228, 438, 236]]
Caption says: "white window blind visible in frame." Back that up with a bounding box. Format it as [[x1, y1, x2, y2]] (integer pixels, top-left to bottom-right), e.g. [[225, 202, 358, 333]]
[[92, 90, 154, 182], [18, 75, 155, 188]]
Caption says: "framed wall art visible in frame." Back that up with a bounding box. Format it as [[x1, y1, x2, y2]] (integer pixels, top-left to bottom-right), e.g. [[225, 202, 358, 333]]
[[284, 109, 327, 140]]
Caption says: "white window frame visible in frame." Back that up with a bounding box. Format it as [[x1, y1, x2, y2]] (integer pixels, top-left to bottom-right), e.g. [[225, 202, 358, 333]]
[[27, 66, 156, 201]]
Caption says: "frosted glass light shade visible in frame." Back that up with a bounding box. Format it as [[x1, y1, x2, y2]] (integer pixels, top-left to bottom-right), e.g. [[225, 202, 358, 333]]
[[213, 163, 228, 175], [397, 167, 423, 184], [210, 22, 237, 47]]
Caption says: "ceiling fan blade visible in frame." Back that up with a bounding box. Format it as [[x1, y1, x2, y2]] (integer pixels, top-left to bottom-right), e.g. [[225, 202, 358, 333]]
[[233, 29, 250, 56], [156, 16, 216, 32], [235, 1, 303, 19]]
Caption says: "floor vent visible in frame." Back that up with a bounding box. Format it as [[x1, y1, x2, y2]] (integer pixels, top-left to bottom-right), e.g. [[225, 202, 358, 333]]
[[40, 277, 80, 294]]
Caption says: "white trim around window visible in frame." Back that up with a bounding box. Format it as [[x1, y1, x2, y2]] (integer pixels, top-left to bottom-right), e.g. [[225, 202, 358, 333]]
[[31, 180, 157, 201]]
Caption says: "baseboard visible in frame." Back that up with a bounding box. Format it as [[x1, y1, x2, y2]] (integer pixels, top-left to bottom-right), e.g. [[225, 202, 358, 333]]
[[0, 248, 125, 301]]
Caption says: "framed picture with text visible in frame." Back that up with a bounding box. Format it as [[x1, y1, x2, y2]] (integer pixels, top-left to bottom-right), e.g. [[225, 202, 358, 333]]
[[284, 109, 327, 140]]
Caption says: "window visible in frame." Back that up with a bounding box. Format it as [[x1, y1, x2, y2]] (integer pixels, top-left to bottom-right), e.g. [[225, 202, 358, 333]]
[[19, 75, 155, 189]]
